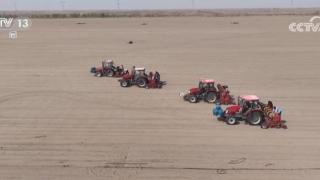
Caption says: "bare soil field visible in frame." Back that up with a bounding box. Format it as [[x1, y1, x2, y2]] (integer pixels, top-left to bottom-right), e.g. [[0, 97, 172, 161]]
[[1, 8, 320, 18], [0, 16, 320, 179]]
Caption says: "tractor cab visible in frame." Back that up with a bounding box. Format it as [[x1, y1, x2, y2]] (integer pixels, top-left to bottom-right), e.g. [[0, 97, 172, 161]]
[[132, 67, 147, 79], [102, 59, 114, 68], [238, 95, 260, 110], [199, 79, 217, 92], [123, 67, 147, 81], [238, 95, 259, 109], [135, 67, 146, 76]]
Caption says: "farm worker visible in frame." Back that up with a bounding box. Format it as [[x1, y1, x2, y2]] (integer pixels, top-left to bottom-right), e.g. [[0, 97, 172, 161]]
[[267, 100, 282, 116], [273, 106, 283, 116], [148, 72, 153, 80], [267, 101, 274, 109], [131, 66, 136, 76], [155, 71, 160, 84], [213, 105, 224, 118]]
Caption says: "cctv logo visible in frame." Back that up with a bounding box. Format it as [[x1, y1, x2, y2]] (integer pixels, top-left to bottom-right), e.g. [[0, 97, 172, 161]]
[[289, 16, 320, 32], [0, 18, 14, 29]]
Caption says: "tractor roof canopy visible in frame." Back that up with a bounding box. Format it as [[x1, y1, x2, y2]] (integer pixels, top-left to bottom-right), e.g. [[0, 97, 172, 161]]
[[103, 60, 114, 67], [200, 79, 215, 84], [240, 95, 259, 101], [199, 79, 216, 90], [135, 67, 146, 71]]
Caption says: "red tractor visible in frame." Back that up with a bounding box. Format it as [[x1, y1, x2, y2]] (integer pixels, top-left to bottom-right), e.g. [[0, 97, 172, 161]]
[[221, 95, 264, 125], [118, 67, 166, 89], [180, 79, 235, 104], [213, 95, 287, 128], [90, 60, 128, 77]]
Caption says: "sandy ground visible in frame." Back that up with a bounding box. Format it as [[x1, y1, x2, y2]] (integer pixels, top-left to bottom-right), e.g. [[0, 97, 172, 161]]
[[0, 16, 320, 179]]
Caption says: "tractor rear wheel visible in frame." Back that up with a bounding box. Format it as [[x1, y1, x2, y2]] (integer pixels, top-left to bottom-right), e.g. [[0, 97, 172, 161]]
[[206, 92, 217, 103], [188, 95, 198, 103], [248, 111, 263, 125], [106, 69, 114, 77], [136, 78, 147, 88]]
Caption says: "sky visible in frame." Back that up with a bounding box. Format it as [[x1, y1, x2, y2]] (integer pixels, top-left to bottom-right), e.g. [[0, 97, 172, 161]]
[[0, 0, 320, 11]]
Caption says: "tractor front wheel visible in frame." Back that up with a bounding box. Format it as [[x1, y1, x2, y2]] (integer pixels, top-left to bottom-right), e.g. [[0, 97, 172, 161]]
[[95, 72, 103, 77], [226, 117, 237, 125], [188, 95, 198, 103], [120, 80, 130, 87], [206, 92, 217, 103]]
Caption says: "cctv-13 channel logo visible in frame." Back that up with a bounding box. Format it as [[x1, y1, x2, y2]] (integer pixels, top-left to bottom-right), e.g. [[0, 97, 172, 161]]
[[0, 17, 31, 39]]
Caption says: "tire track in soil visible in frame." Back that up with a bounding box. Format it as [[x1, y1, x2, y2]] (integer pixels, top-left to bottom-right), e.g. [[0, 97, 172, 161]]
[[89, 165, 320, 172]]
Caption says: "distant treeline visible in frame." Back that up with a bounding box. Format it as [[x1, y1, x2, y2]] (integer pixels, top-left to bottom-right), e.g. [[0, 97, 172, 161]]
[[1, 8, 320, 18]]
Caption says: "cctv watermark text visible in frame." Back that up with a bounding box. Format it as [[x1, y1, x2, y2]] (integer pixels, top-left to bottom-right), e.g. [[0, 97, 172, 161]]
[[289, 16, 320, 32]]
